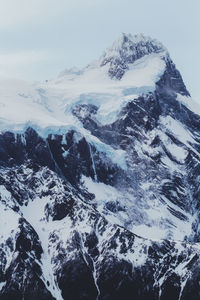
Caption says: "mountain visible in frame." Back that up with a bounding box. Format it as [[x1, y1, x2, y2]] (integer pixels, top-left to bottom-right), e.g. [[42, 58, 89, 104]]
[[0, 33, 200, 299]]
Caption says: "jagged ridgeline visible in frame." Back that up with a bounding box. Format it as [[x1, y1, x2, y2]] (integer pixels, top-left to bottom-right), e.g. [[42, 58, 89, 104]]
[[0, 33, 200, 300]]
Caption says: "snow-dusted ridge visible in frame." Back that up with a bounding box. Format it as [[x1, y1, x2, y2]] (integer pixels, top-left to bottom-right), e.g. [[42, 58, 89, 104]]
[[99, 32, 168, 80]]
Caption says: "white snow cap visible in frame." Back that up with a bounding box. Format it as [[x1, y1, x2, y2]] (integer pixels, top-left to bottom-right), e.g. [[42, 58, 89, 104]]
[[99, 33, 168, 79], [109, 32, 165, 49]]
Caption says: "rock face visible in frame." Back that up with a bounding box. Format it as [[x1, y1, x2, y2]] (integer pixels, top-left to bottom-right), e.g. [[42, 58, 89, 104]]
[[0, 33, 200, 299]]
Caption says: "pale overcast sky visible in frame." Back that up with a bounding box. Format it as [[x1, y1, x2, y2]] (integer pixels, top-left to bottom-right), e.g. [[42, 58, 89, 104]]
[[0, 0, 199, 99]]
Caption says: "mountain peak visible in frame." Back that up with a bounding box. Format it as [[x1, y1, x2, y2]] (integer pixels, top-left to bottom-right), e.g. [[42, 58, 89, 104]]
[[110, 32, 165, 50], [99, 33, 167, 79]]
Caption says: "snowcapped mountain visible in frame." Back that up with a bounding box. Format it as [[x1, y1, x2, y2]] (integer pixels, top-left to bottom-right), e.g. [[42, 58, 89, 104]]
[[0, 33, 200, 299]]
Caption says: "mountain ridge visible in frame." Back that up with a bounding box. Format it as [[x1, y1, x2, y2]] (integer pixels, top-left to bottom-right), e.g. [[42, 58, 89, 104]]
[[0, 33, 200, 299], [99, 32, 167, 79]]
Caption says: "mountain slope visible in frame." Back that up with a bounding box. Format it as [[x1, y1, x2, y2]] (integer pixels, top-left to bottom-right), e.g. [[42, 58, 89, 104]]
[[0, 33, 200, 299]]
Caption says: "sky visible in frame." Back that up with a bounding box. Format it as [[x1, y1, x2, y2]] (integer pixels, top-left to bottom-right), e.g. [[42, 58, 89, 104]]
[[0, 0, 199, 99]]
